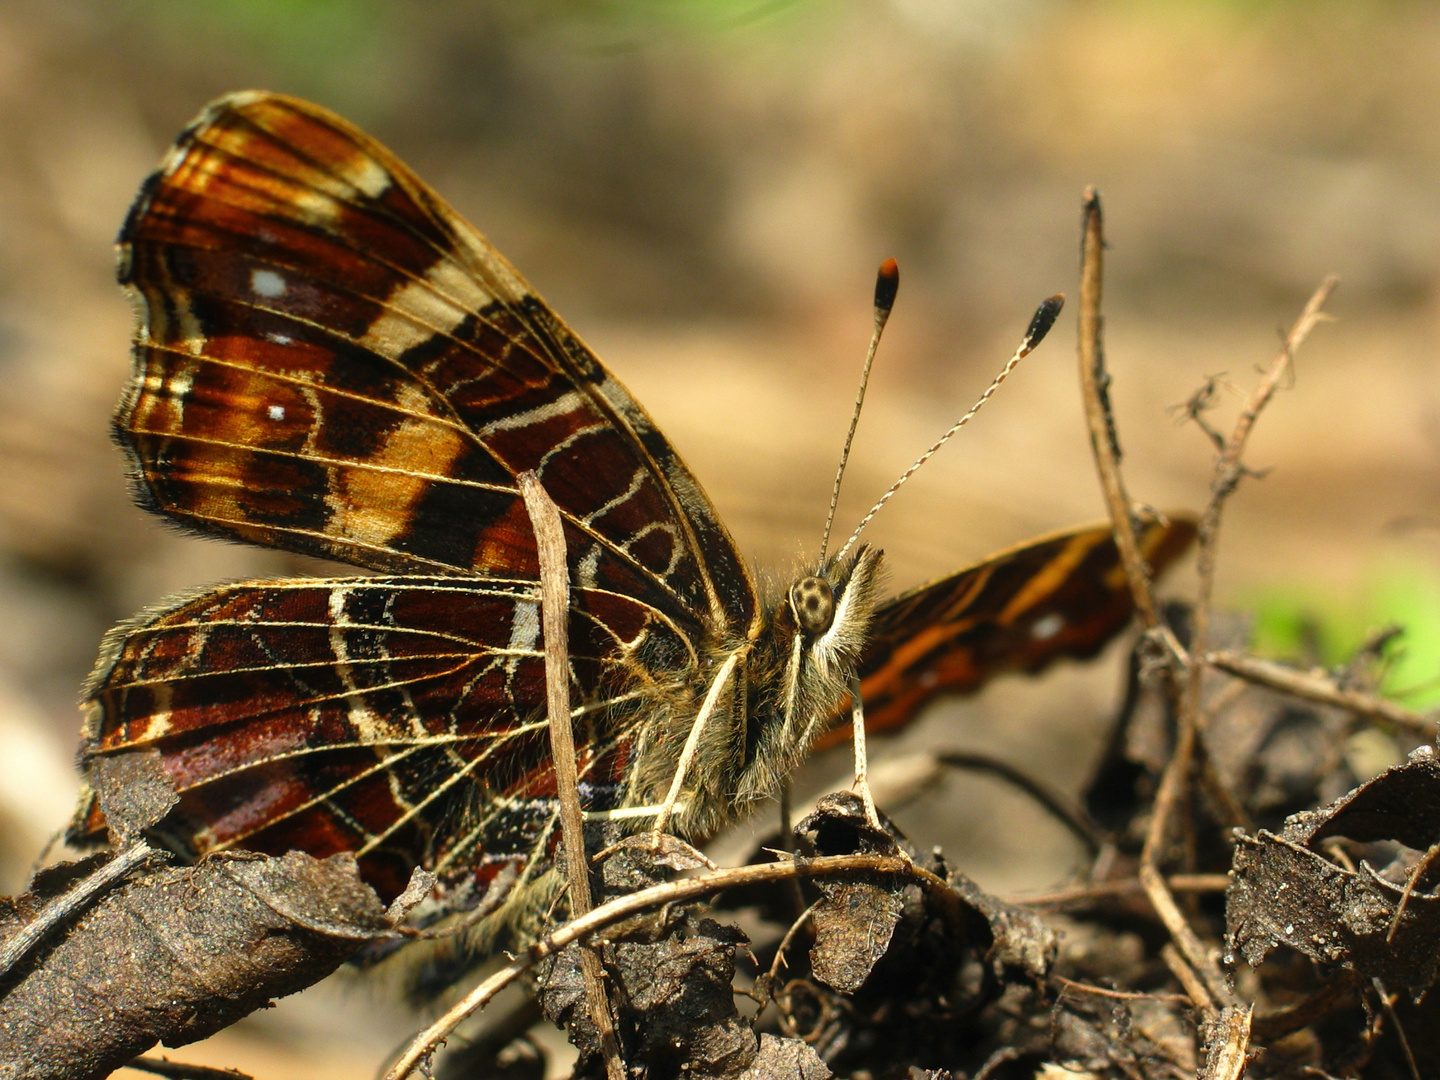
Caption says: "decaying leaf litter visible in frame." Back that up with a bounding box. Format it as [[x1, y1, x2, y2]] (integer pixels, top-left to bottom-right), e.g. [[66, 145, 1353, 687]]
[[3, 191, 1439, 1080]]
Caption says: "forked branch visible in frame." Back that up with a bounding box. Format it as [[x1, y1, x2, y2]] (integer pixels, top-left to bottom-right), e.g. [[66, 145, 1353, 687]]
[[1145, 275, 1337, 1010], [1077, 186, 1340, 1018]]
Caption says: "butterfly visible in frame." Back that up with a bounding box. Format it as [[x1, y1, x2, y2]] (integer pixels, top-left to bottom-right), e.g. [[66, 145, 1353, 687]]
[[71, 92, 1195, 938]]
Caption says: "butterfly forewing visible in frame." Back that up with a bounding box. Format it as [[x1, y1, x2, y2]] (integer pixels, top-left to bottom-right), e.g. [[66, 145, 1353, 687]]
[[118, 91, 755, 638], [850, 517, 1197, 738]]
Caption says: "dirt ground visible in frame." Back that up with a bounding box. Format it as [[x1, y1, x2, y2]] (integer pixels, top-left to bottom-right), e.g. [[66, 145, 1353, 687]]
[[0, 2, 1436, 1075]]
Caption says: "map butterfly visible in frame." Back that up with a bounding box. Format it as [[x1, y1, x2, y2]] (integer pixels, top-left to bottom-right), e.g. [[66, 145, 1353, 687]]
[[71, 92, 1195, 940]]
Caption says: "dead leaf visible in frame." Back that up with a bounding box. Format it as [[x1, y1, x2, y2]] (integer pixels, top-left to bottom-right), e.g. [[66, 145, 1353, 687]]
[[736, 1034, 831, 1080], [1228, 746, 1440, 989], [87, 749, 178, 843], [0, 849, 418, 1080], [808, 881, 903, 995]]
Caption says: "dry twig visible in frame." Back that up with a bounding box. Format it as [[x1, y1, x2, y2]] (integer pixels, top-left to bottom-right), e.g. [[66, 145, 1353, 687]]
[[1387, 841, 1440, 944], [1373, 978, 1421, 1080], [1053, 976, 1192, 1006], [1143, 274, 1338, 1009], [1078, 189, 1256, 1010], [1198, 1004, 1253, 1080], [1250, 972, 1362, 1042], [1159, 942, 1212, 1014], [1008, 872, 1230, 910], [520, 472, 625, 1080], [936, 751, 1103, 855], [1076, 188, 1172, 648], [125, 1057, 254, 1080], [1206, 650, 1434, 740]]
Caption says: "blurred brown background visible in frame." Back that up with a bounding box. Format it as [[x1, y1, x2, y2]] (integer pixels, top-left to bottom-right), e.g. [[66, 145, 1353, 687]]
[[0, 1, 1437, 1075]]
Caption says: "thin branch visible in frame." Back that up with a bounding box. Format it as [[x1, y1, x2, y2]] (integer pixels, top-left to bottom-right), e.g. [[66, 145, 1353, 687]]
[[1387, 840, 1440, 943], [519, 472, 624, 1080], [1181, 275, 1338, 732], [972, 1047, 1023, 1080], [936, 751, 1103, 855], [1053, 976, 1192, 1006], [849, 674, 881, 827], [1078, 202, 1240, 992], [1076, 188, 1166, 640], [1373, 978, 1421, 1080], [125, 1058, 254, 1080], [1250, 971, 1362, 1041], [1160, 941, 1213, 1013], [382, 852, 951, 1080], [764, 900, 820, 987], [1206, 650, 1434, 740], [1147, 870, 1229, 1008], [1077, 193, 1239, 1006], [1140, 729, 1228, 1009], [1007, 873, 1230, 909]]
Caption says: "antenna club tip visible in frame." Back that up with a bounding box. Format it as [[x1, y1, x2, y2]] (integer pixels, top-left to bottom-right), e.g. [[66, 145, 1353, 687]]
[[873, 259, 900, 314], [1025, 294, 1065, 348]]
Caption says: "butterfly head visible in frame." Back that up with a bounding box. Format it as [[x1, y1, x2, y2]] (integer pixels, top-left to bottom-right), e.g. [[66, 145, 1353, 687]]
[[781, 544, 885, 723], [732, 544, 885, 806], [787, 546, 882, 650], [788, 575, 834, 635]]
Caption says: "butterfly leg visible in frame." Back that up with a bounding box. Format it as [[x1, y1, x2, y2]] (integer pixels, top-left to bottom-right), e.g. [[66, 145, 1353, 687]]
[[849, 675, 882, 828], [649, 646, 747, 842]]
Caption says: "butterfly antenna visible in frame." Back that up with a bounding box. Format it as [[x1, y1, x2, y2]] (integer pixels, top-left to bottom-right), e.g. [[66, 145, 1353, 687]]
[[820, 258, 900, 562], [835, 294, 1065, 563]]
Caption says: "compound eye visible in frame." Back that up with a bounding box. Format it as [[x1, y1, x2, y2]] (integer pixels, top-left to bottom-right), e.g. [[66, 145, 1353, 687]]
[[789, 576, 835, 636]]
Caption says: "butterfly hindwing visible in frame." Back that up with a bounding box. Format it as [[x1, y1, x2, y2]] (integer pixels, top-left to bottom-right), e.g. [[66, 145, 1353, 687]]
[[851, 517, 1197, 738], [117, 91, 756, 640], [78, 575, 690, 898]]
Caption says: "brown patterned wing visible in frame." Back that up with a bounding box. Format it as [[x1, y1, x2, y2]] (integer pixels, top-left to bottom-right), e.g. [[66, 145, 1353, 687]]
[[842, 517, 1196, 740], [76, 576, 691, 901], [117, 91, 755, 641]]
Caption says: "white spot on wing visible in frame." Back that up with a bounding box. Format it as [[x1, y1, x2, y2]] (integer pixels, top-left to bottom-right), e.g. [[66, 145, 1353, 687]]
[[576, 545, 603, 590], [143, 681, 174, 739], [356, 260, 489, 358], [343, 155, 392, 199], [267, 404, 286, 421], [1030, 613, 1065, 641], [155, 366, 195, 427], [508, 599, 541, 653], [481, 391, 589, 436], [327, 586, 386, 743], [251, 269, 287, 298]]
